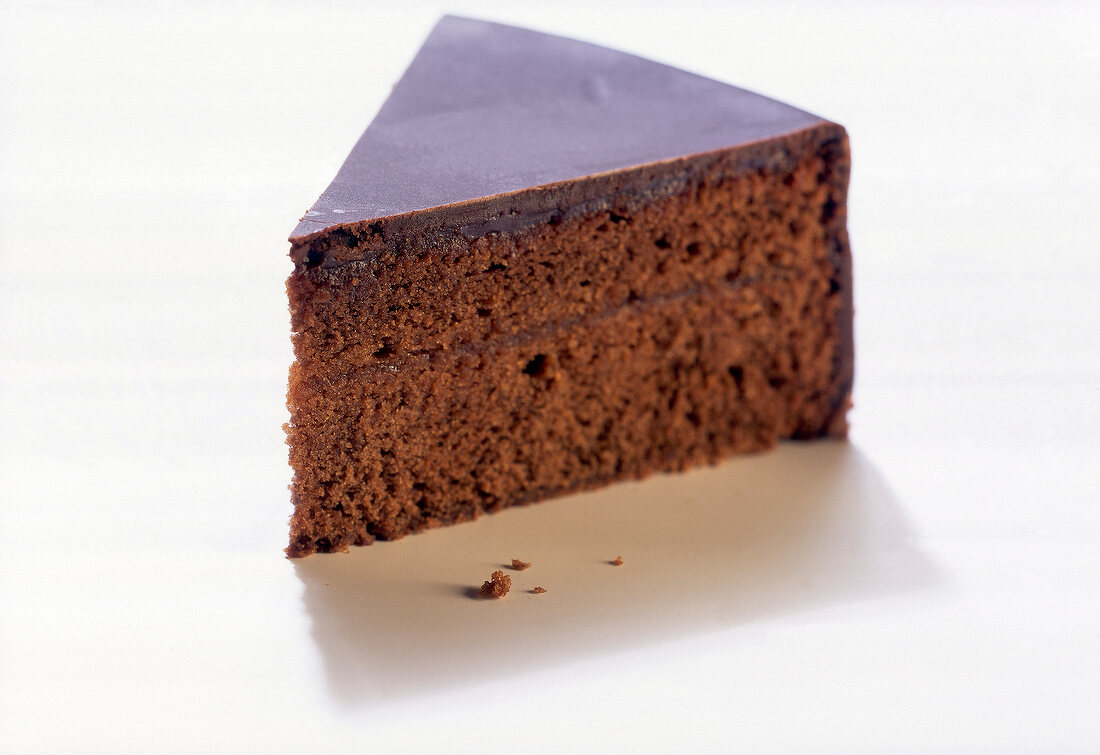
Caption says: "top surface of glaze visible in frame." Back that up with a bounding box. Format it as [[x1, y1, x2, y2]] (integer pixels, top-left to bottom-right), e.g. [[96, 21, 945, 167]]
[[289, 16, 824, 242]]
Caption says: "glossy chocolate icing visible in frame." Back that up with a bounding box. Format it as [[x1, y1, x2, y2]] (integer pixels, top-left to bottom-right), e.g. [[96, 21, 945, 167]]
[[289, 16, 828, 245]]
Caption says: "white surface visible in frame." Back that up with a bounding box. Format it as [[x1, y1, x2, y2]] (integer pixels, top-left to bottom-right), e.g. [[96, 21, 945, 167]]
[[2, 2, 1098, 752]]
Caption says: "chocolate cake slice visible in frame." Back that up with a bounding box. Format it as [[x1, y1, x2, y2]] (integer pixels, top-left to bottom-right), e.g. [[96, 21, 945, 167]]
[[286, 16, 853, 557]]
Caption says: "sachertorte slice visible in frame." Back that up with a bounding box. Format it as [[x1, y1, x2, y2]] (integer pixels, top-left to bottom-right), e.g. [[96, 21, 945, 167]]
[[286, 16, 853, 557]]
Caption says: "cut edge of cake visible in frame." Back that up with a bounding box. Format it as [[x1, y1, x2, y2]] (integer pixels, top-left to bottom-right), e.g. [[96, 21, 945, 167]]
[[284, 17, 853, 557]]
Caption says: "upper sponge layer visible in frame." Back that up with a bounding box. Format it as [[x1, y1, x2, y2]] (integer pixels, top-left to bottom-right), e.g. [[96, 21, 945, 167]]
[[289, 15, 825, 242]]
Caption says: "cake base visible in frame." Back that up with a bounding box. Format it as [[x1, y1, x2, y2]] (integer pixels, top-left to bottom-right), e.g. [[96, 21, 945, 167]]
[[286, 129, 851, 557]]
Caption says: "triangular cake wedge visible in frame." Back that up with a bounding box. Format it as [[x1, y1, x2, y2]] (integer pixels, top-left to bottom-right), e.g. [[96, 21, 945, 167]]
[[286, 16, 853, 557]]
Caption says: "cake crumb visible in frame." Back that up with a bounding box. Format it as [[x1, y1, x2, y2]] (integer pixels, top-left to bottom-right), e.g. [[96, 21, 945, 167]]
[[531, 586, 547, 594], [610, 556, 624, 566], [479, 570, 511, 599], [511, 558, 532, 571]]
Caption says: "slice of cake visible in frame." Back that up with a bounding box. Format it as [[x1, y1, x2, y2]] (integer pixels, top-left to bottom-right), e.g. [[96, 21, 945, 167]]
[[285, 16, 853, 557]]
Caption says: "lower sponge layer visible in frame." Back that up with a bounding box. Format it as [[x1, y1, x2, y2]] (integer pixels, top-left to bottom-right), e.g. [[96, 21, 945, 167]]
[[287, 267, 845, 556]]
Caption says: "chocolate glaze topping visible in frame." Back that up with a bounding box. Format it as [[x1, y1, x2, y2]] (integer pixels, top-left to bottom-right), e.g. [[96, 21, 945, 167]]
[[289, 15, 828, 245]]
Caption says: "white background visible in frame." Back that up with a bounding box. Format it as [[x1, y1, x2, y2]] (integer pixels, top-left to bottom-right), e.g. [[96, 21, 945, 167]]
[[2, 1, 1098, 752]]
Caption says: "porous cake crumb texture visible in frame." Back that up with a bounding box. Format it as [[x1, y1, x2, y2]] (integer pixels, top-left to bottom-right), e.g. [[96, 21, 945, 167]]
[[479, 570, 512, 599], [286, 131, 851, 557]]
